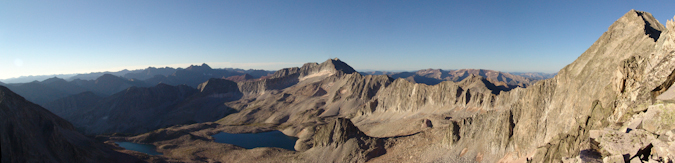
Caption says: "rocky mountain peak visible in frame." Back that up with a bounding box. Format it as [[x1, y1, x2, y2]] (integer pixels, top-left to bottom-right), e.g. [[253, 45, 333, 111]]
[[323, 58, 357, 74], [266, 59, 357, 80], [40, 77, 67, 84], [186, 63, 213, 71], [613, 10, 665, 42]]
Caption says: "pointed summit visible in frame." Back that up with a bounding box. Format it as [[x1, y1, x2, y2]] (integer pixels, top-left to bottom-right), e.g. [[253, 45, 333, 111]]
[[322, 58, 356, 74], [201, 63, 211, 69], [40, 77, 67, 84], [612, 10, 665, 42]]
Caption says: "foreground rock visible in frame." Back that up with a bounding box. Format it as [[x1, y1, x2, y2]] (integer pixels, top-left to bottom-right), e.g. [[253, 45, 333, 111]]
[[588, 102, 675, 162]]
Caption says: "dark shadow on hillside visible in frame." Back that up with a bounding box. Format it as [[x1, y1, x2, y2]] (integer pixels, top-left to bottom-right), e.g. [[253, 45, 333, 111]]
[[636, 12, 662, 42]]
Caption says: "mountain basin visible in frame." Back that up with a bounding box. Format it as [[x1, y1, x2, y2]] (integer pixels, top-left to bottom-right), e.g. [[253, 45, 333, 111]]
[[115, 142, 162, 155], [212, 130, 298, 151]]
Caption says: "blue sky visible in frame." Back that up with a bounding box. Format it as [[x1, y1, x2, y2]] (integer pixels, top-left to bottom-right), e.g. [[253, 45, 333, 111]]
[[1, 0, 674, 79]]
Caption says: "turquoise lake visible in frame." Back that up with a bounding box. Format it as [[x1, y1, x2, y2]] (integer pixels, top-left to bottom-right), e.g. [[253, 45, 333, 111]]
[[212, 131, 298, 151]]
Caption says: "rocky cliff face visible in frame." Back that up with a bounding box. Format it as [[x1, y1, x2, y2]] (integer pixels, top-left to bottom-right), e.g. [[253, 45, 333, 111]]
[[430, 10, 674, 162], [298, 118, 385, 163], [215, 10, 675, 162], [0, 86, 138, 163], [23, 9, 673, 163]]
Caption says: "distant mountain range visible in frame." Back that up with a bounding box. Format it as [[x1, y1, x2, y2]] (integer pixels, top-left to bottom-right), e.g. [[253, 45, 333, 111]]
[[1, 64, 275, 106], [0, 65, 276, 84], [360, 69, 556, 89]]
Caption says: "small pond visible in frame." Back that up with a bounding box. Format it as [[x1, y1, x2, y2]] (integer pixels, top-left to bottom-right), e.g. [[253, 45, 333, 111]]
[[212, 131, 298, 151], [115, 142, 162, 155]]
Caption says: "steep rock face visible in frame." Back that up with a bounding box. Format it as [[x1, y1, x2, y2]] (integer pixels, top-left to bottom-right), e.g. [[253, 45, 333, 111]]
[[500, 10, 673, 162], [363, 75, 502, 114], [350, 10, 674, 162], [298, 118, 385, 163], [0, 86, 138, 163]]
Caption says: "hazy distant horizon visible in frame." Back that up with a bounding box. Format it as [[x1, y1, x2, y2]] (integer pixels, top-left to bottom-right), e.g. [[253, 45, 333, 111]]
[[0, 61, 561, 82], [2, 1, 674, 80]]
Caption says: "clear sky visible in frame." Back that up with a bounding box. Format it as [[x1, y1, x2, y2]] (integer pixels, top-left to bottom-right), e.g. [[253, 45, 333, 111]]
[[1, 0, 674, 80]]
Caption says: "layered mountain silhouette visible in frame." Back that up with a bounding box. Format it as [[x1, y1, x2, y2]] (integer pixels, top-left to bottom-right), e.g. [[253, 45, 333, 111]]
[[122, 66, 179, 80], [0, 86, 139, 163], [2, 65, 273, 107], [46, 80, 243, 135], [3, 9, 674, 163], [3, 74, 148, 106], [142, 63, 273, 88]]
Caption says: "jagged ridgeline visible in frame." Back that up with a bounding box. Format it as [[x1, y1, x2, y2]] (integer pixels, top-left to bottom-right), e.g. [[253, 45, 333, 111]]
[[154, 10, 675, 162], [98, 10, 674, 162], [1, 9, 674, 163]]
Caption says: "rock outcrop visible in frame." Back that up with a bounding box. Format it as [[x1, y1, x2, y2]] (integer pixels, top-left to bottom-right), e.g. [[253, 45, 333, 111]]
[[298, 118, 386, 163]]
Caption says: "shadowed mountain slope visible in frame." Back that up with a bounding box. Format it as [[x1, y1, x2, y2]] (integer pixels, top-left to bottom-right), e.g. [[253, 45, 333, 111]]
[[48, 80, 243, 135], [0, 86, 140, 163]]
